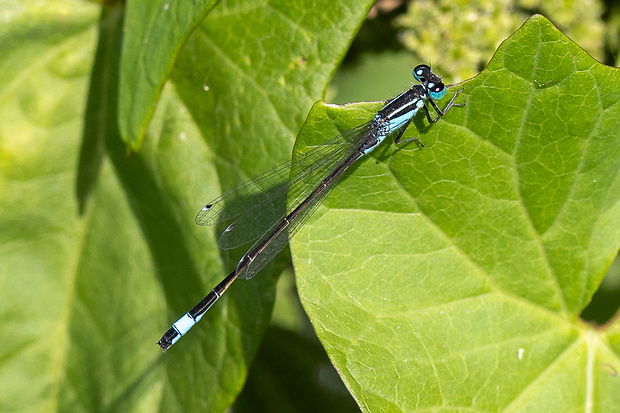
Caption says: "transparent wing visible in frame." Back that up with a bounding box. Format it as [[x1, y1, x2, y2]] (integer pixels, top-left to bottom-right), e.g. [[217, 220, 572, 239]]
[[195, 159, 291, 227], [240, 163, 350, 279], [238, 122, 378, 279], [196, 120, 378, 251]]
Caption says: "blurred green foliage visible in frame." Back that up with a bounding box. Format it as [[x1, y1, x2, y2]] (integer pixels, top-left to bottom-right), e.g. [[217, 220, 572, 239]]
[[393, 0, 613, 81]]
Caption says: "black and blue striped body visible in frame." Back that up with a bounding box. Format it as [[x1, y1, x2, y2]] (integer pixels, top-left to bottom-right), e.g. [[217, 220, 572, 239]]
[[157, 65, 462, 352]]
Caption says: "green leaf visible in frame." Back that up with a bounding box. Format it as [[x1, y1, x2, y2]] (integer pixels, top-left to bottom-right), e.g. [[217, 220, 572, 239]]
[[119, 0, 219, 150], [0, 0, 372, 412], [293, 15, 620, 412], [0, 2, 100, 412]]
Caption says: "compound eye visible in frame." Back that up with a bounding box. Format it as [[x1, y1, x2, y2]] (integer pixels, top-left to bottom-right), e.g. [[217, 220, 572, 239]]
[[431, 83, 443, 93], [413, 64, 431, 82], [428, 82, 447, 100]]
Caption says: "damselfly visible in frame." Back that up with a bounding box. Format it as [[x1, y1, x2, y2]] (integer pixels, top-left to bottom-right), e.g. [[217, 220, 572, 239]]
[[158, 65, 463, 351]]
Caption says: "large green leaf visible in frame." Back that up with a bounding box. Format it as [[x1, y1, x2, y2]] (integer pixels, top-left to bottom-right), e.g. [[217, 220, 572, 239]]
[[118, 0, 219, 150], [293, 15, 620, 412], [0, 2, 100, 412], [0, 0, 371, 412]]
